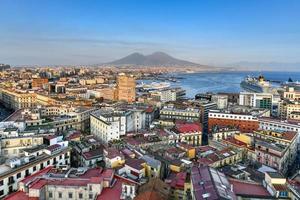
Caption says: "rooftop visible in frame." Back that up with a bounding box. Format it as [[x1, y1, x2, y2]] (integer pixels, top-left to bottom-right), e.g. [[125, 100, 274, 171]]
[[229, 178, 271, 198]]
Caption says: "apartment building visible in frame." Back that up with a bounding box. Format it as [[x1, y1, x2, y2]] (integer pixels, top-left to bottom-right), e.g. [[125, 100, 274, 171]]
[[211, 94, 228, 109], [191, 166, 236, 200], [0, 145, 70, 198], [0, 134, 45, 158], [208, 110, 260, 133], [90, 108, 127, 143], [0, 88, 36, 110], [283, 87, 300, 102], [239, 92, 279, 110], [32, 78, 48, 89], [259, 117, 300, 134], [253, 130, 298, 174], [279, 101, 300, 119], [4, 166, 137, 200], [173, 121, 202, 146], [160, 105, 200, 122]]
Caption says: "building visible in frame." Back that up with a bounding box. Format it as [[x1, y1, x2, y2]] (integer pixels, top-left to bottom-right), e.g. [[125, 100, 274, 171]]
[[208, 110, 260, 133], [239, 92, 280, 111], [210, 126, 240, 141], [259, 117, 300, 134], [90, 108, 127, 143], [190, 166, 236, 200], [0, 145, 70, 198], [279, 101, 300, 119], [211, 94, 228, 109], [32, 78, 48, 89], [71, 135, 104, 168], [150, 88, 186, 103], [167, 171, 191, 200], [117, 73, 136, 103], [253, 130, 298, 174], [0, 88, 37, 110], [4, 166, 137, 200], [197, 146, 243, 168], [264, 172, 290, 199], [173, 121, 202, 146], [195, 100, 218, 131], [160, 105, 200, 122], [283, 87, 300, 102], [0, 134, 45, 158]]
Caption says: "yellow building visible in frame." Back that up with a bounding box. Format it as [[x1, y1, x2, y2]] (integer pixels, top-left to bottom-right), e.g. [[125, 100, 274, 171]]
[[117, 73, 136, 103], [168, 172, 191, 200], [1, 135, 44, 158], [0, 88, 36, 110], [279, 101, 300, 119]]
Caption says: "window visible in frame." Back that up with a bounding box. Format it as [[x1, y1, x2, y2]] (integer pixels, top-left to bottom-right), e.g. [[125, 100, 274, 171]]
[[89, 194, 93, 199], [0, 190, 3, 196], [69, 192, 73, 198], [0, 180, 3, 186], [33, 166, 36, 171], [79, 193, 83, 199], [49, 192, 53, 198], [17, 173, 21, 179], [58, 192, 62, 198]]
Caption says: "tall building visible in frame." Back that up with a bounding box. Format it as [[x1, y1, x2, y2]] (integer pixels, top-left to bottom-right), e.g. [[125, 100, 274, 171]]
[[90, 108, 127, 143], [117, 73, 136, 103], [32, 78, 48, 89]]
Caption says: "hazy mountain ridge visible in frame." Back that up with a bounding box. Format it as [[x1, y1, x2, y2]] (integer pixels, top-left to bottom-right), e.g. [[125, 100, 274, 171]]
[[107, 52, 201, 66]]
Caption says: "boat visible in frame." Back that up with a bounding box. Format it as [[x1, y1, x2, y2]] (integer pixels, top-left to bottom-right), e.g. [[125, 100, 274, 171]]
[[136, 81, 171, 91], [240, 75, 271, 93], [282, 77, 300, 91]]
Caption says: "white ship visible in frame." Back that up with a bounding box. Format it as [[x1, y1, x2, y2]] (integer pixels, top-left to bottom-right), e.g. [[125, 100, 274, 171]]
[[137, 81, 171, 90]]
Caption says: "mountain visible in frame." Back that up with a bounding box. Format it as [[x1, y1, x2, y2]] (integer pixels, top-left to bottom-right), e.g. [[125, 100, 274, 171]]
[[108, 52, 199, 66]]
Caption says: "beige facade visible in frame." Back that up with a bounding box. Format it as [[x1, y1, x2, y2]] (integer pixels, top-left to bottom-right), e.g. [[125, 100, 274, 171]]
[[0, 88, 36, 110], [117, 74, 136, 103], [279, 102, 300, 119], [1, 135, 44, 158]]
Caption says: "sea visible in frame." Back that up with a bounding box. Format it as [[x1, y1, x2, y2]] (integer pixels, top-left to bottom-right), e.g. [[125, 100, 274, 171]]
[[139, 71, 300, 98], [1, 71, 300, 120]]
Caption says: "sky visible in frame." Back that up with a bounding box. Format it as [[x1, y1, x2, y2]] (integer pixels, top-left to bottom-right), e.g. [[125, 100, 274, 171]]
[[0, 0, 300, 67]]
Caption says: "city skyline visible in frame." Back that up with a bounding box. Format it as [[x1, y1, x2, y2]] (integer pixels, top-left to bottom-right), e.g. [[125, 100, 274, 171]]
[[0, 0, 300, 70]]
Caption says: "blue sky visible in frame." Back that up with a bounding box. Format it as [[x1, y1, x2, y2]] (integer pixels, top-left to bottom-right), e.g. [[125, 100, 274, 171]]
[[0, 0, 300, 66]]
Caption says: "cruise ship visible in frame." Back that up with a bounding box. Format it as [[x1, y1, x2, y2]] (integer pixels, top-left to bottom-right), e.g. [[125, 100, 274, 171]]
[[282, 78, 300, 91], [136, 81, 171, 91], [240, 75, 271, 93]]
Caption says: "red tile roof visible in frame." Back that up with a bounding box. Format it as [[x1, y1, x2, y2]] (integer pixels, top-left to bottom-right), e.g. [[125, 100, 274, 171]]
[[4, 191, 30, 200], [97, 177, 138, 200], [229, 178, 271, 197], [145, 106, 154, 113], [125, 158, 145, 170], [175, 122, 202, 133], [21, 166, 53, 185], [66, 132, 81, 140], [44, 135, 57, 140], [82, 148, 103, 160], [282, 131, 297, 141], [46, 144, 61, 152], [170, 172, 186, 189]]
